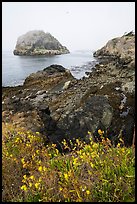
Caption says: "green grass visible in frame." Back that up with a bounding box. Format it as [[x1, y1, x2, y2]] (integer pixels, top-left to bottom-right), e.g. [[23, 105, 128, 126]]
[[2, 123, 135, 202]]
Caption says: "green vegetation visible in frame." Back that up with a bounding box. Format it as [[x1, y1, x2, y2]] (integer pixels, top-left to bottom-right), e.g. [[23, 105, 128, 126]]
[[2, 123, 135, 202]]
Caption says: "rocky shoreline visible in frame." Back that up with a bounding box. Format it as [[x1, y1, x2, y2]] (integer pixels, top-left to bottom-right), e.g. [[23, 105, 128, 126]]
[[3, 32, 135, 150]]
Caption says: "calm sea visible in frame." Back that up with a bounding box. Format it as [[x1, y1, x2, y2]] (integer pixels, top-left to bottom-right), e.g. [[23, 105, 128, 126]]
[[2, 50, 97, 87]]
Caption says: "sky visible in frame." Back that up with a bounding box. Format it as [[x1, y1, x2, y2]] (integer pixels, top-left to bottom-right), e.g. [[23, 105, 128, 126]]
[[2, 2, 135, 52]]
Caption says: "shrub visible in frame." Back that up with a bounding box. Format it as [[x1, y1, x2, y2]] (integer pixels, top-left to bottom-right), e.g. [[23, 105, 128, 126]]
[[2, 123, 135, 202]]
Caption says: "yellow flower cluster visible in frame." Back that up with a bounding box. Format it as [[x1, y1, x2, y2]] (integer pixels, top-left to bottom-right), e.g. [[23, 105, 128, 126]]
[[86, 190, 90, 195], [20, 185, 27, 191], [98, 129, 104, 135], [38, 166, 43, 172], [2, 123, 134, 202], [35, 183, 40, 189]]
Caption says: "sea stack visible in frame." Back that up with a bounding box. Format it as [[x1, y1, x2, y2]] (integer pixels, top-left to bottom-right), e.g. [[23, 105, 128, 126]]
[[13, 30, 70, 56]]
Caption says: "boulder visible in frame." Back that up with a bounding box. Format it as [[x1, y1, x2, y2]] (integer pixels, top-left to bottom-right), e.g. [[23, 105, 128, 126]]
[[13, 30, 69, 56], [23, 64, 74, 90], [48, 95, 113, 147]]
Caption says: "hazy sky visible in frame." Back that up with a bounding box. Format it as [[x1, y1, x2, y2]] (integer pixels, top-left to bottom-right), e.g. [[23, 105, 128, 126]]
[[2, 2, 135, 51]]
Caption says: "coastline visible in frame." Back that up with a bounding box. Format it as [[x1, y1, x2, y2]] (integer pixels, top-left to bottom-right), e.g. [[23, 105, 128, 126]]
[[2, 50, 96, 87], [2, 33, 135, 148]]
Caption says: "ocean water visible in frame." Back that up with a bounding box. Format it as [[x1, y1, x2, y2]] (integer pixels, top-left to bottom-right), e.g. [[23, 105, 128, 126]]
[[2, 50, 97, 87]]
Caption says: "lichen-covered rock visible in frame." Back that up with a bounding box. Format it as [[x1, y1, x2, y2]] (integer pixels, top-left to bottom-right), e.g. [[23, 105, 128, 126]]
[[93, 31, 135, 69], [23, 64, 74, 90], [48, 95, 113, 146], [13, 30, 69, 56]]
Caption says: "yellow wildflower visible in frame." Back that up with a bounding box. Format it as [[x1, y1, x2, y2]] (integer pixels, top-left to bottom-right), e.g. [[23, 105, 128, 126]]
[[30, 175, 34, 180], [86, 190, 90, 195], [98, 129, 104, 135], [62, 139, 67, 146], [29, 182, 32, 187], [92, 143, 98, 149], [23, 163, 27, 168], [21, 158, 25, 164], [76, 139, 80, 145], [35, 183, 40, 189], [23, 175, 27, 179], [73, 158, 78, 165], [43, 166, 47, 171], [56, 149, 59, 155], [64, 173, 68, 181], [38, 166, 43, 172], [36, 132, 40, 135], [90, 162, 94, 168], [27, 131, 30, 134], [15, 138, 20, 143], [121, 147, 125, 153], [52, 143, 56, 148], [117, 143, 121, 148], [17, 131, 21, 134], [6, 152, 9, 157], [87, 152, 90, 156], [26, 143, 31, 147], [21, 185, 27, 191], [36, 150, 39, 154]]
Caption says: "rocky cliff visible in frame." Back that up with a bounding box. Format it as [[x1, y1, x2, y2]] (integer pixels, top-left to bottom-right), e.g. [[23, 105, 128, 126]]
[[13, 30, 69, 56], [94, 31, 135, 69], [3, 32, 135, 150]]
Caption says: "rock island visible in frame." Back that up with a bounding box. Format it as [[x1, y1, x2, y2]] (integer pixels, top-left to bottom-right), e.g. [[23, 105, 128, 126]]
[[13, 30, 69, 56]]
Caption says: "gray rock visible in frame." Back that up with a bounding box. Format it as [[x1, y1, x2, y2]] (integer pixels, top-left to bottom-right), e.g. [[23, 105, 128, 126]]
[[48, 95, 113, 146], [13, 30, 69, 56], [121, 81, 135, 94], [93, 31, 135, 69]]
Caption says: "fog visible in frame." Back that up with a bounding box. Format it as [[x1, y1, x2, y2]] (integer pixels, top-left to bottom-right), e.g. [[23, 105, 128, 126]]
[[2, 2, 135, 52]]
